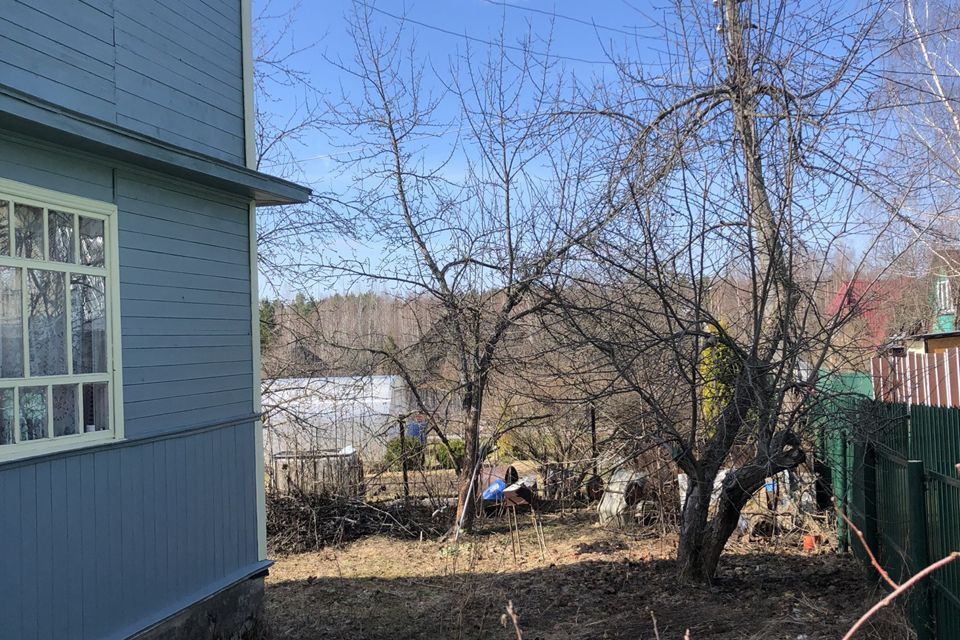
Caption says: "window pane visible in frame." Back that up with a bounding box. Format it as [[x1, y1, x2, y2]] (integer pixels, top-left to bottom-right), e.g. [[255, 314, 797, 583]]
[[79, 217, 104, 267], [0, 388, 12, 445], [53, 385, 78, 437], [28, 269, 67, 376], [20, 386, 47, 441], [0, 200, 9, 256], [48, 210, 74, 263], [0, 267, 22, 378], [15, 203, 43, 259], [71, 275, 106, 374], [82, 383, 108, 432]]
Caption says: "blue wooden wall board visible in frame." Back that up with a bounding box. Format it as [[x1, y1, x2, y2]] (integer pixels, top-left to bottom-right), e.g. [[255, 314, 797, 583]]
[[0, 128, 263, 638]]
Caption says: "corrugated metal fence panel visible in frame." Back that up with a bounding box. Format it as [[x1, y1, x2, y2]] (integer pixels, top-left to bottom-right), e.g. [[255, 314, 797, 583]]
[[823, 426, 852, 549], [911, 405, 960, 640], [926, 472, 960, 640], [847, 438, 867, 563], [911, 405, 960, 476], [812, 371, 874, 552], [875, 449, 911, 583], [872, 349, 960, 409], [876, 402, 910, 458], [868, 403, 911, 583]]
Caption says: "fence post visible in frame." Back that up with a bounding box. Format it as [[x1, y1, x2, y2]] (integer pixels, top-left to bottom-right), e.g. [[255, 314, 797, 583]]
[[862, 444, 878, 560], [399, 418, 409, 503], [907, 459, 934, 640], [838, 436, 849, 553]]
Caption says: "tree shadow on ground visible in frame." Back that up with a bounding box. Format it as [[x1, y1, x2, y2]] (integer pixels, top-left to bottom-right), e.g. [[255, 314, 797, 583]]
[[265, 549, 903, 640]]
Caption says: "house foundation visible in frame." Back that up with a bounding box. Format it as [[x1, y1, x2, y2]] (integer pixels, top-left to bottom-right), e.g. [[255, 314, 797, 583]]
[[131, 575, 267, 640]]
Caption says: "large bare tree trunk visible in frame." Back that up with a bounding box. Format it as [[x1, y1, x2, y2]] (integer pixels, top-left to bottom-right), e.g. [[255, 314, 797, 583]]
[[674, 0, 799, 582], [676, 475, 716, 582], [723, 0, 791, 324], [455, 402, 481, 534]]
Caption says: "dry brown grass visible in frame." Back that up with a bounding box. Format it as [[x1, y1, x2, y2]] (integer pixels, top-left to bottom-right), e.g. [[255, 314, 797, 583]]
[[264, 509, 907, 639]]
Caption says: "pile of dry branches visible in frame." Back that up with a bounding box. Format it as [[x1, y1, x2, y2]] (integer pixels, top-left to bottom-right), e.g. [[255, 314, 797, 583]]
[[266, 493, 452, 554]]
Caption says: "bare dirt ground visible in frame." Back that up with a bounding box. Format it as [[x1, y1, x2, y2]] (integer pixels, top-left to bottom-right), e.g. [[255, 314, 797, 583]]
[[264, 510, 908, 640]]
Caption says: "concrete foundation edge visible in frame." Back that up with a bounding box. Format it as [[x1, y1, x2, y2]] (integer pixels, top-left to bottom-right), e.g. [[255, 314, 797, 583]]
[[129, 573, 267, 640]]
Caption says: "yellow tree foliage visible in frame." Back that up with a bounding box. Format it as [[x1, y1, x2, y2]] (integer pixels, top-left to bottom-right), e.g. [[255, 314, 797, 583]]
[[699, 321, 739, 439]]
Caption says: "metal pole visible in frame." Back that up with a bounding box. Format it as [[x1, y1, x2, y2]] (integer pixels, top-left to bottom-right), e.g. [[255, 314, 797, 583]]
[[907, 460, 933, 640], [399, 417, 409, 503], [838, 436, 849, 553], [862, 444, 878, 560]]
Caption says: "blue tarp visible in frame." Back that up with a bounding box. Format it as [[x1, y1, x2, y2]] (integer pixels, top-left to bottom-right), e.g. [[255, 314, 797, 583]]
[[405, 420, 427, 443], [481, 479, 506, 501]]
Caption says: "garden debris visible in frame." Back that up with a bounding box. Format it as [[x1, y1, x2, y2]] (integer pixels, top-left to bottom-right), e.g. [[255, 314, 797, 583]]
[[598, 469, 647, 527], [266, 493, 452, 555]]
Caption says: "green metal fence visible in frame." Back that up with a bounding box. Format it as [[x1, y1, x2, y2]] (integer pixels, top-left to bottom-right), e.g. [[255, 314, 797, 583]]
[[911, 406, 960, 640], [824, 397, 960, 639]]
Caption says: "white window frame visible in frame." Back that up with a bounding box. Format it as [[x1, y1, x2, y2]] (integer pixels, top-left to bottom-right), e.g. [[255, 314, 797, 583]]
[[937, 277, 953, 314], [0, 176, 123, 462]]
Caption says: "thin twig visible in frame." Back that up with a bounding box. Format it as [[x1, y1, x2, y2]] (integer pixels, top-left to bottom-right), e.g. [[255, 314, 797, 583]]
[[832, 497, 898, 589], [501, 600, 523, 640], [842, 552, 960, 640], [650, 610, 661, 640]]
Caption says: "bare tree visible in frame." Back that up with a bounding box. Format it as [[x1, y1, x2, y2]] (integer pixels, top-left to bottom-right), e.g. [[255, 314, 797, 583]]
[[889, 0, 960, 232], [252, 1, 354, 293], [539, 0, 924, 581], [311, 4, 614, 533]]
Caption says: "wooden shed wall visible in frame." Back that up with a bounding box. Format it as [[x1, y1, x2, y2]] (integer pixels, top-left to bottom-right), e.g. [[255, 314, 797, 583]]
[[0, 0, 245, 163]]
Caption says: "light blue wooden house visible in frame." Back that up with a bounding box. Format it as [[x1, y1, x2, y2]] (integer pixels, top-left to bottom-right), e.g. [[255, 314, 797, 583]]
[[0, 1, 310, 638]]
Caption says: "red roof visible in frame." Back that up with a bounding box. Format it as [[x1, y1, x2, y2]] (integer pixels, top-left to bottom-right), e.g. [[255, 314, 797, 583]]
[[826, 279, 909, 350]]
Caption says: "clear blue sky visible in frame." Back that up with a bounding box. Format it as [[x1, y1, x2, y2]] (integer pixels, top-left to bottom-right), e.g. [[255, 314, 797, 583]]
[[253, 0, 671, 186], [253, 0, 681, 298], [253, 0, 884, 299]]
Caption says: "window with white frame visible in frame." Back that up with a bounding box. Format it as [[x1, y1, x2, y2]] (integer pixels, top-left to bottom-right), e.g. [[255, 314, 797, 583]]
[[937, 277, 953, 313], [0, 178, 120, 458]]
